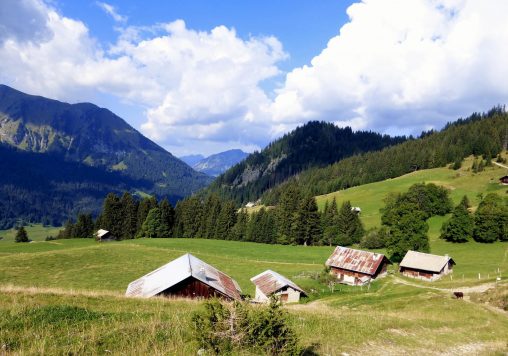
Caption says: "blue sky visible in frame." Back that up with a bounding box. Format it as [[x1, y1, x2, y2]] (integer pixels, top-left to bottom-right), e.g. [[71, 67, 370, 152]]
[[1, 0, 507, 156]]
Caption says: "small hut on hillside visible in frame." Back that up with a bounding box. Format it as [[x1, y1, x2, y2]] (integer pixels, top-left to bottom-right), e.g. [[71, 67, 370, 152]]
[[399, 251, 455, 281], [95, 229, 116, 242], [125, 253, 242, 300], [325, 246, 391, 286], [250, 270, 307, 303], [499, 175, 508, 185]]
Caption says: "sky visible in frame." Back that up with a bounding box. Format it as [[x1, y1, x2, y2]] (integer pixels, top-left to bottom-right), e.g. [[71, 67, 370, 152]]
[[1, 0, 508, 156]]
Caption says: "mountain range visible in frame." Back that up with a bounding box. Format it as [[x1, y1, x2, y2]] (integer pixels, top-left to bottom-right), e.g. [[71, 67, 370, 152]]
[[181, 149, 249, 177], [0, 84, 211, 228]]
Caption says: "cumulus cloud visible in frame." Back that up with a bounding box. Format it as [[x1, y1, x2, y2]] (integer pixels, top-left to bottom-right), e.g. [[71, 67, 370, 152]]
[[1, 0, 508, 155], [272, 0, 508, 134], [96, 2, 127, 23], [0, 0, 52, 44]]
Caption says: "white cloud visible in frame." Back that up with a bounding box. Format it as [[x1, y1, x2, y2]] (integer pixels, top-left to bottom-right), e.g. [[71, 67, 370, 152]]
[[272, 0, 508, 133], [96, 2, 127, 23], [1, 0, 508, 156]]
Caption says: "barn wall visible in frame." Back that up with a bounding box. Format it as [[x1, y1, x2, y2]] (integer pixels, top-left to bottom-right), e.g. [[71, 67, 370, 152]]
[[254, 286, 269, 303], [159, 277, 229, 300], [330, 267, 371, 286]]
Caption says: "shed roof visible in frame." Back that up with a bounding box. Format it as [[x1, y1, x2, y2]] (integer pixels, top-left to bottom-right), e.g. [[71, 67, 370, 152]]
[[125, 253, 242, 300], [325, 246, 389, 276], [399, 251, 454, 273], [250, 270, 307, 296], [96, 229, 110, 238]]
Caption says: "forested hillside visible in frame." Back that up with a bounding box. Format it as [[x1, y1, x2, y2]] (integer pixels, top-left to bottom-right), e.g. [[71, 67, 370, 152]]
[[262, 107, 508, 204], [204, 121, 405, 204], [0, 85, 211, 228]]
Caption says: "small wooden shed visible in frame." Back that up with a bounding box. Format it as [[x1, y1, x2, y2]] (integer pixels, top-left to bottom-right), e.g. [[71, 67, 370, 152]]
[[125, 253, 242, 300], [325, 246, 391, 286], [95, 229, 116, 242], [250, 270, 307, 303], [499, 175, 508, 185], [399, 250, 455, 281]]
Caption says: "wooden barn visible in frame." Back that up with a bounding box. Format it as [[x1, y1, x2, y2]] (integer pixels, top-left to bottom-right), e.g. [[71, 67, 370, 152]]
[[325, 246, 391, 286], [399, 250, 455, 281], [125, 253, 242, 300], [95, 229, 116, 242], [499, 175, 508, 185], [250, 270, 307, 303]]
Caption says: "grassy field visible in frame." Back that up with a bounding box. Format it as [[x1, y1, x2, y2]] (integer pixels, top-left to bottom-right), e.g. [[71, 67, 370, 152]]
[[1, 157, 507, 354], [0, 238, 507, 354], [316, 155, 508, 230], [0, 224, 61, 242]]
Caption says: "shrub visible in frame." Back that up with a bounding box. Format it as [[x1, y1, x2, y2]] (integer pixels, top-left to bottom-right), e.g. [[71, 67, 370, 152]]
[[360, 227, 388, 249], [192, 297, 300, 355]]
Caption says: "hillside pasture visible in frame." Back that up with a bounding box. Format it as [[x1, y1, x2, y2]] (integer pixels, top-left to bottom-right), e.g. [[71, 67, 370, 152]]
[[0, 238, 507, 355]]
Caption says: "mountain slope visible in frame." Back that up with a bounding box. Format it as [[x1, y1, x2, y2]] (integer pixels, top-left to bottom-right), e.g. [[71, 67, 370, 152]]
[[180, 154, 205, 166], [204, 121, 406, 203], [192, 149, 248, 176], [0, 84, 211, 227], [263, 108, 508, 204]]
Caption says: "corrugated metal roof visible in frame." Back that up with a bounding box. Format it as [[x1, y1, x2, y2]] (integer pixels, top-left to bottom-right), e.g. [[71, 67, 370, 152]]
[[399, 251, 454, 273], [96, 229, 109, 238], [125, 253, 242, 300], [250, 270, 306, 296], [325, 246, 388, 276]]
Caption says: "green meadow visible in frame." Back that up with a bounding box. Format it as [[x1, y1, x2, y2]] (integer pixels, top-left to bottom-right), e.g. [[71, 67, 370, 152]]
[[0, 157, 507, 354]]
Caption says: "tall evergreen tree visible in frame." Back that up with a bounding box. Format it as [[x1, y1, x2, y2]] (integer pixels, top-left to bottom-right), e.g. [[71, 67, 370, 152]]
[[231, 208, 248, 241], [99, 193, 124, 239], [440, 196, 473, 243], [137, 196, 158, 234], [336, 201, 364, 246], [120, 192, 138, 239], [73, 213, 94, 238], [275, 184, 303, 244], [15, 226, 29, 243], [200, 194, 222, 239], [159, 198, 175, 237], [300, 196, 322, 246], [215, 200, 237, 240]]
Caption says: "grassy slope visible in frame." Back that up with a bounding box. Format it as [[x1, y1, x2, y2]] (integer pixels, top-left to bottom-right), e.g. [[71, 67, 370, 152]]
[[0, 224, 61, 242], [0, 238, 507, 354]]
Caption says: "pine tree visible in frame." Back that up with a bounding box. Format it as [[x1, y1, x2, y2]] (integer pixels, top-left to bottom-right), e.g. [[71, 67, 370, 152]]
[[231, 208, 248, 241], [300, 196, 322, 246], [120, 192, 138, 239], [200, 194, 222, 239], [99, 193, 124, 239], [276, 184, 303, 244], [159, 198, 175, 237], [15, 226, 29, 243], [73, 213, 94, 238], [215, 200, 237, 240], [440, 196, 473, 243], [336, 201, 364, 245]]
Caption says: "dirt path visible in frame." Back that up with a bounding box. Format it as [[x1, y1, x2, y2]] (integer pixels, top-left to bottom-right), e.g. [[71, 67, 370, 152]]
[[391, 275, 499, 293], [494, 161, 508, 169]]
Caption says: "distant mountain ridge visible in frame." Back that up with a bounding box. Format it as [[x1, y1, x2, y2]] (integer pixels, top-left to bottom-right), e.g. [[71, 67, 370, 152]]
[[203, 121, 406, 204], [180, 154, 205, 167], [0, 84, 211, 227], [191, 149, 248, 177]]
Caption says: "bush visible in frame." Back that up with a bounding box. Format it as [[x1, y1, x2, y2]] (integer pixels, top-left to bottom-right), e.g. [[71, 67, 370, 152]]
[[192, 297, 300, 355], [360, 227, 388, 249], [45, 235, 57, 241]]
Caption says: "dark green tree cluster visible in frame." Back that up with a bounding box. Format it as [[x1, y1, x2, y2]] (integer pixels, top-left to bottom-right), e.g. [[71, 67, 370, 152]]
[[57, 192, 175, 239], [262, 107, 508, 204], [173, 187, 364, 246], [441, 194, 507, 243], [192, 297, 300, 355], [473, 193, 508, 243], [381, 183, 453, 262], [440, 196, 474, 243]]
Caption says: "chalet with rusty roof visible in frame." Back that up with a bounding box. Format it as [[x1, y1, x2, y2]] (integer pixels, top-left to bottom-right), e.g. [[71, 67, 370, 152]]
[[125, 253, 242, 300], [250, 270, 307, 303], [399, 251, 455, 281], [325, 246, 391, 286]]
